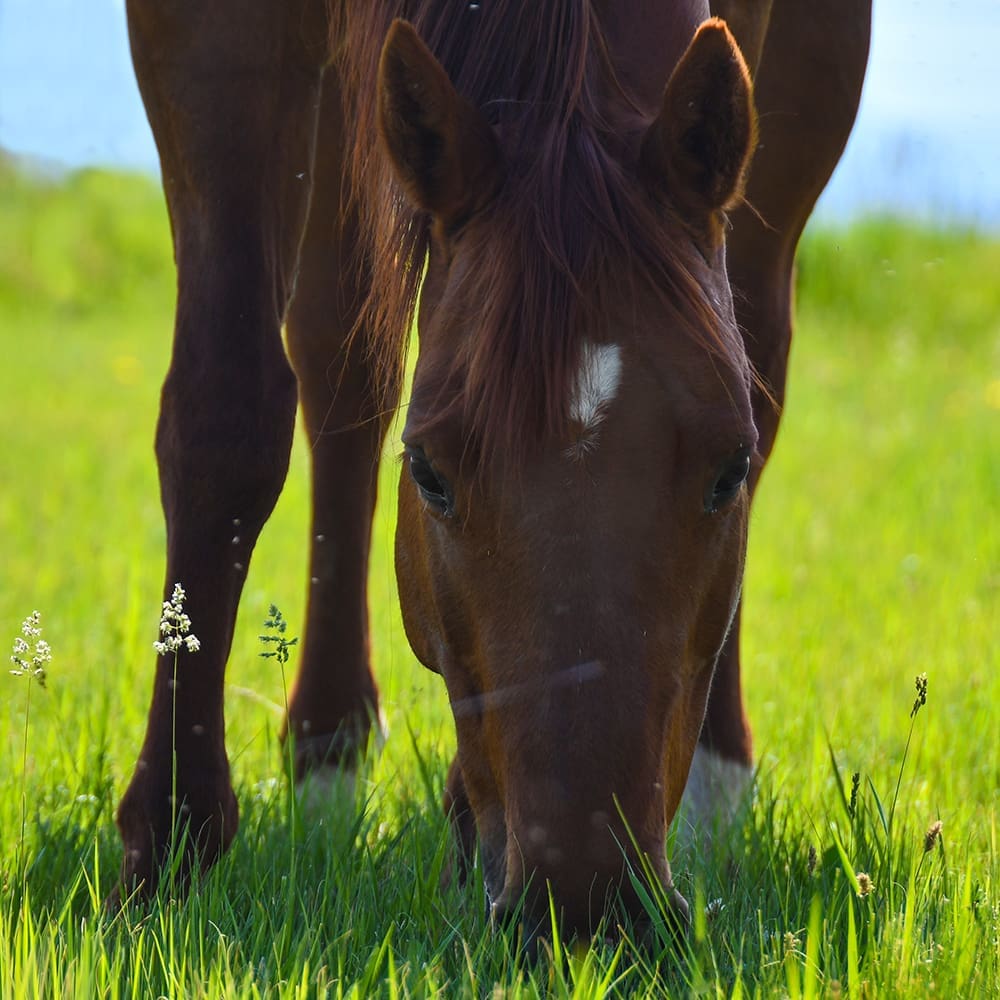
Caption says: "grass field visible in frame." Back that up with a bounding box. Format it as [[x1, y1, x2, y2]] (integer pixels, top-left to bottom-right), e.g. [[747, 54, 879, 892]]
[[1, 158, 998, 996]]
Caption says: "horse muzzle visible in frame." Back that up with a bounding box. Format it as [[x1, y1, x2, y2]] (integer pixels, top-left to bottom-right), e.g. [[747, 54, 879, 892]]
[[486, 820, 689, 952]]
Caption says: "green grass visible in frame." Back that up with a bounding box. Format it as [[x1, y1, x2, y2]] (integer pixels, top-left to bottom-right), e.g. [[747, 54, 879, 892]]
[[1, 158, 998, 996]]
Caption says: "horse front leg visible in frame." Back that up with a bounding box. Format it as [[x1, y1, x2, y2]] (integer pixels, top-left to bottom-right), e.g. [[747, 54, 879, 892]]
[[115, 0, 328, 898], [281, 68, 397, 792]]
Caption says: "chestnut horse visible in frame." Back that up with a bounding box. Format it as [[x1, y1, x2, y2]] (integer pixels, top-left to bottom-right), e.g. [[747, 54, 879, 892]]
[[118, 0, 870, 938]]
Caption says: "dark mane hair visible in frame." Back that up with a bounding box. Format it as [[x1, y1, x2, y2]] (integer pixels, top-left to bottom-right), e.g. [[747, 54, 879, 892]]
[[335, 1, 740, 463]]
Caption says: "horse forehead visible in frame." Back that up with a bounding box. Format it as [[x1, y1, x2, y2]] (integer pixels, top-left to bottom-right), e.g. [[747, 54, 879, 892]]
[[566, 329, 754, 454]]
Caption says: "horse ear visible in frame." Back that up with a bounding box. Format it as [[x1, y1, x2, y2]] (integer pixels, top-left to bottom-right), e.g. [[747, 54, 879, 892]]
[[640, 18, 756, 249], [377, 19, 503, 228]]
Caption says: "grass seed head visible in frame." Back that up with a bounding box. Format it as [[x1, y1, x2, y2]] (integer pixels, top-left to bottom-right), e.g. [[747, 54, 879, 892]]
[[153, 583, 199, 656], [9, 610, 50, 687], [924, 819, 943, 853], [260, 604, 298, 667], [911, 672, 928, 718], [856, 871, 874, 897]]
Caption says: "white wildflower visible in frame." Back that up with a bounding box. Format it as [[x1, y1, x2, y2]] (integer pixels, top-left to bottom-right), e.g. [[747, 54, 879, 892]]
[[21, 611, 42, 639], [10, 611, 50, 687], [154, 583, 200, 656]]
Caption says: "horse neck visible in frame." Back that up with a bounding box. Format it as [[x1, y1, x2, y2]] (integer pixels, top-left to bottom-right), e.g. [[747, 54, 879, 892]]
[[596, 1, 709, 114]]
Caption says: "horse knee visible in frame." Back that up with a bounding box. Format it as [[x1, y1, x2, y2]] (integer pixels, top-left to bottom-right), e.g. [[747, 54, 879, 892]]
[[155, 345, 298, 535]]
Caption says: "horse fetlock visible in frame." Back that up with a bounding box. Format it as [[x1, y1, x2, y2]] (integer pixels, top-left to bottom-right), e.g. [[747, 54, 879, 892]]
[[287, 708, 385, 781], [290, 714, 388, 822]]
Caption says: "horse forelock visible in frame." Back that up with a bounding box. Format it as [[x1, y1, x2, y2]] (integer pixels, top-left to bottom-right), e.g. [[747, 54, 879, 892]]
[[336, 0, 743, 468]]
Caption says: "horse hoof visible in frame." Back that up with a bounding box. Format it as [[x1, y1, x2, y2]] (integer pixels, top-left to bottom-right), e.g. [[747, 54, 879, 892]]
[[113, 768, 239, 903], [289, 713, 385, 818], [294, 764, 359, 819]]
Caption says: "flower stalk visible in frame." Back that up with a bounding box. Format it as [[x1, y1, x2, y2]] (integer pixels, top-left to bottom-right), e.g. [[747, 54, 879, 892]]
[[9, 610, 52, 877]]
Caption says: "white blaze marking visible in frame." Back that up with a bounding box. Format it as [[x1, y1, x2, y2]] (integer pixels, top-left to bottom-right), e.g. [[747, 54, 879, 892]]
[[673, 744, 754, 857], [569, 342, 622, 432]]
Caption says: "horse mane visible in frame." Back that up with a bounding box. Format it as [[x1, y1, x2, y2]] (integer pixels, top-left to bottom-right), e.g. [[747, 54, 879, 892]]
[[335, 1, 739, 465]]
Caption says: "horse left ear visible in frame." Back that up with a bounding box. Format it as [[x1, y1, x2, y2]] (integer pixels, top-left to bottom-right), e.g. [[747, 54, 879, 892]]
[[640, 18, 757, 250], [377, 19, 503, 229]]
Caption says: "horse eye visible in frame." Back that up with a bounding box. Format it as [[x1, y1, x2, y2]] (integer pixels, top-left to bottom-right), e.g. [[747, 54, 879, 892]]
[[406, 447, 454, 516], [705, 447, 752, 513]]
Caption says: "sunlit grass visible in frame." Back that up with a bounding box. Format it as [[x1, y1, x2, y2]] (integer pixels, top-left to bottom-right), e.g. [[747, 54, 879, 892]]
[[1, 162, 997, 995]]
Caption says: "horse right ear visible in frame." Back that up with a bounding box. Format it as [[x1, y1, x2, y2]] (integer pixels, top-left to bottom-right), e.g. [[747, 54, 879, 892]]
[[377, 20, 503, 229], [640, 18, 756, 251]]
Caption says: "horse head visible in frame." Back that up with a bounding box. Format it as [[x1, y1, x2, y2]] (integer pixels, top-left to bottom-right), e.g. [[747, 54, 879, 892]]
[[377, 16, 757, 942]]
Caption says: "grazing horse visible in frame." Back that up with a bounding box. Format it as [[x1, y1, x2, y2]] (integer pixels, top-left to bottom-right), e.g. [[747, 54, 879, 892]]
[[117, 0, 870, 939]]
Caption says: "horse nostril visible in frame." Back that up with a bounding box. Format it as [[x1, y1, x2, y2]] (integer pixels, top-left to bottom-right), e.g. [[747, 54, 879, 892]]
[[491, 897, 545, 960], [638, 886, 691, 951], [611, 887, 690, 954], [489, 898, 515, 929], [669, 885, 691, 929]]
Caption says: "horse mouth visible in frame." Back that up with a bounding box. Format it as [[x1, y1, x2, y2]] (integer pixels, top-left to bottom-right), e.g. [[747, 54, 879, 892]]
[[481, 835, 689, 951], [488, 876, 691, 955]]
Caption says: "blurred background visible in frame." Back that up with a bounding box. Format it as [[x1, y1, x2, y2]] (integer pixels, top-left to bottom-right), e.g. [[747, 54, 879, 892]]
[[1, 0, 998, 228]]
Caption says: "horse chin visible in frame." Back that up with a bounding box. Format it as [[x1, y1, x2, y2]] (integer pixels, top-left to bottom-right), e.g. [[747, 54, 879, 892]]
[[480, 822, 689, 951], [488, 874, 691, 956]]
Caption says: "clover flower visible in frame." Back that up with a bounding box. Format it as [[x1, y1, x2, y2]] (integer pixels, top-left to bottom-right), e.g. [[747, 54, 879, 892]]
[[153, 583, 200, 656], [10, 611, 50, 687]]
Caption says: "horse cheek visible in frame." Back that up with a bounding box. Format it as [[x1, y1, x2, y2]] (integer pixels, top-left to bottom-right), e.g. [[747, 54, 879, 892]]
[[394, 478, 443, 675]]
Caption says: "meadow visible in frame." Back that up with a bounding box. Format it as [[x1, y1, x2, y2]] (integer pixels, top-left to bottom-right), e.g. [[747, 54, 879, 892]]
[[1, 157, 997, 996]]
